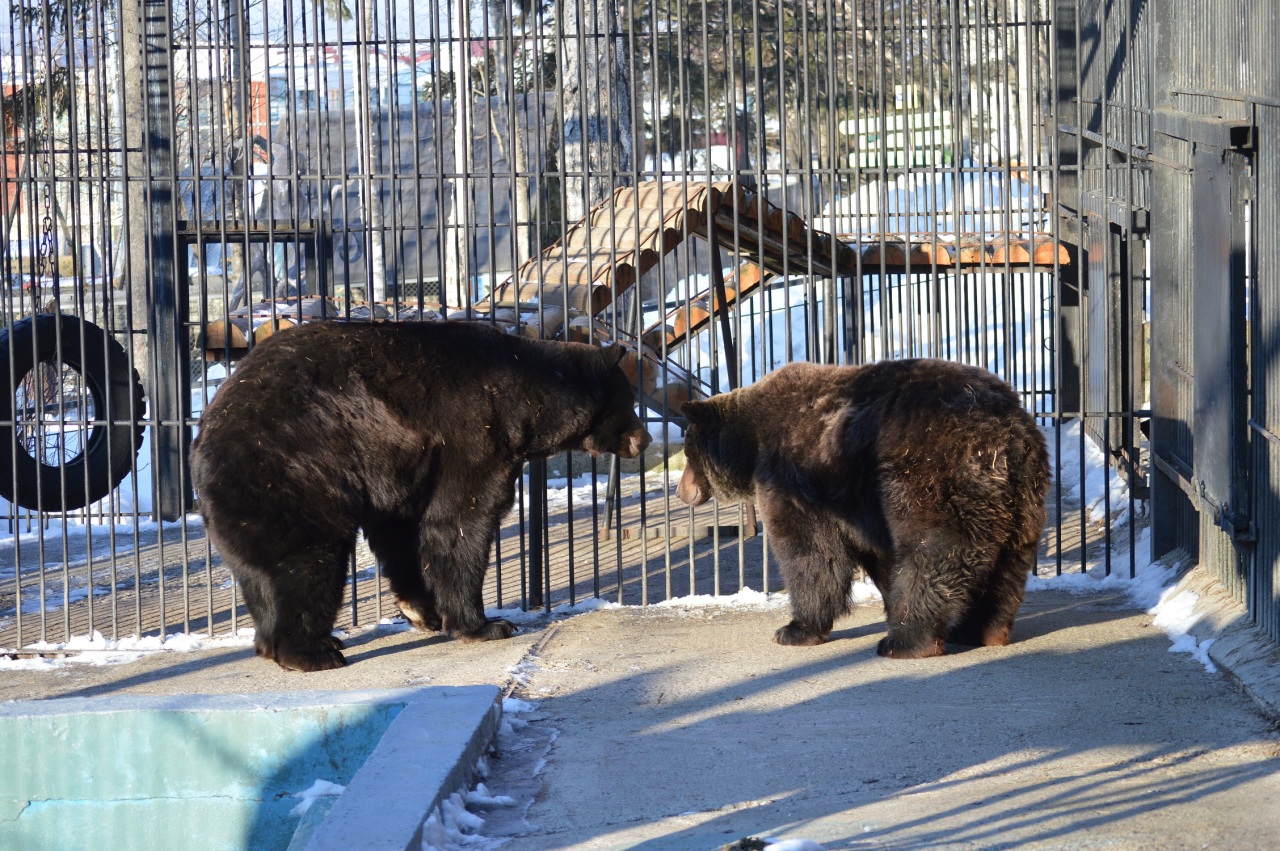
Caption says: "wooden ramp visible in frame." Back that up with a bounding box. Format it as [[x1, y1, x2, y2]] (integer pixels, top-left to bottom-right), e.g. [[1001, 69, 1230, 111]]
[[474, 178, 1069, 363], [482, 180, 857, 316]]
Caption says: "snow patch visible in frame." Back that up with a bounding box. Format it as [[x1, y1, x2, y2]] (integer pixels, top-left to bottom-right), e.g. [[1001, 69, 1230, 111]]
[[1150, 587, 1217, 673], [1049, 420, 1145, 527], [765, 840, 828, 851], [653, 587, 788, 610], [552, 597, 621, 615], [420, 790, 489, 850], [418, 700, 538, 851], [289, 778, 345, 817]]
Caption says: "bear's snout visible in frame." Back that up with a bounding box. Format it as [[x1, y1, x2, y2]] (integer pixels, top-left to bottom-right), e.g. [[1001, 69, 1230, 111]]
[[581, 427, 650, 458], [676, 465, 709, 505], [616, 428, 651, 459]]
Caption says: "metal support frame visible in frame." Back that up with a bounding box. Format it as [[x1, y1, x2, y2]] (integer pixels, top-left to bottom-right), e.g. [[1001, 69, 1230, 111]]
[[143, 0, 186, 522]]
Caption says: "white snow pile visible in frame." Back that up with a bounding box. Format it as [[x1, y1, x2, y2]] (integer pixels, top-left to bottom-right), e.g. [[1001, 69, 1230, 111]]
[[1049, 419, 1144, 528], [419, 785, 518, 850], [762, 840, 828, 851], [0, 628, 255, 670], [653, 586, 790, 610], [1150, 583, 1218, 674]]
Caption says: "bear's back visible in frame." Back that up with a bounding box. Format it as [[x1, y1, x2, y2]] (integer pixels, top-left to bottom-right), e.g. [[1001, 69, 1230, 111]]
[[748, 358, 1023, 431], [747, 357, 1044, 499]]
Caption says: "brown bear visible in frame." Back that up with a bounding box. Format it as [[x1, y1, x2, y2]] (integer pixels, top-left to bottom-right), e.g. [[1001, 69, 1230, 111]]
[[676, 358, 1049, 658], [191, 320, 650, 671]]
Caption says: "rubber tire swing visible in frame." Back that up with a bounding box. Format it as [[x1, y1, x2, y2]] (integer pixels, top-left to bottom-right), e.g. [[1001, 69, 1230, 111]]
[[0, 313, 145, 511]]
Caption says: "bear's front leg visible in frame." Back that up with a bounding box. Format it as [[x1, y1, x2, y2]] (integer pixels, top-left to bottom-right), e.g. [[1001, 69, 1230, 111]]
[[234, 540, 351, 672], [765, 506, 856, 647], [422, 515, 516, 642]]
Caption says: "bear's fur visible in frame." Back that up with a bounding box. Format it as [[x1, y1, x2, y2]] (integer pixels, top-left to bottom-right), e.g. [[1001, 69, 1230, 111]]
[[676, 359, 1049, 658], [191, 321, 650, 671]]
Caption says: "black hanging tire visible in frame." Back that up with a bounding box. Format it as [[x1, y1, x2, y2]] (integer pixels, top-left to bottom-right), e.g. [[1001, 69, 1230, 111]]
[[0, 313, 146, 511]]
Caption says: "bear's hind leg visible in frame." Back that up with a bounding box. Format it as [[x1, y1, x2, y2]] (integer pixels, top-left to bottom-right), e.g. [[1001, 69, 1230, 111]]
[[365, 518, 441, 632], [948, 544, 1033, 648], [877, 539, 965, 659], [232, 538, 352, 672]]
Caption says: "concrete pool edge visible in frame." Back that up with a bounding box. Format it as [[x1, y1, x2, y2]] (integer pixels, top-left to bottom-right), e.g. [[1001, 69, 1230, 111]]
[[0, 685, 504, 851], [302, 685, 503, 851]]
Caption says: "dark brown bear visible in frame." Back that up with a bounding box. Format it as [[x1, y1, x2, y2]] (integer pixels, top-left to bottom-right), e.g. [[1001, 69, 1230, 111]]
[[676, 359, 1049, 658], [191, 321, 650, 671]]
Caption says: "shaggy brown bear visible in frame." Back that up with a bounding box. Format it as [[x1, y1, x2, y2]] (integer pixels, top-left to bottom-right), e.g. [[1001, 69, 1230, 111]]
[[676, 359, 1049, 658], [191, 321, 650, 671]]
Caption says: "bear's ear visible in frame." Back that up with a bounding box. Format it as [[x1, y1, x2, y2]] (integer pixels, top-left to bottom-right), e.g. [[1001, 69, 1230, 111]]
[[680, 400, 720, 429], [600, 344, 627, 368]]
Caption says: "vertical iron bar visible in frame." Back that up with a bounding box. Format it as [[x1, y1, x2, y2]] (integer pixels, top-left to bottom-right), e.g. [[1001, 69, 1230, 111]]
[[143, 0, 188, 524]]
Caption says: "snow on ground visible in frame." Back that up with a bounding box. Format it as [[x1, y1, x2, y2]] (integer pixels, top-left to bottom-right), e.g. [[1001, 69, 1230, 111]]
[[0, 628, 255, 671], [419, 697, 549, 851]]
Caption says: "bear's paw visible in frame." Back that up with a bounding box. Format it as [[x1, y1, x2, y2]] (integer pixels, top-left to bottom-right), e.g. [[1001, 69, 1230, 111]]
[[457, 618, 518, 643], [773, 622, 829, 647], [876, 635, 945, 659], [270, 644, 348, 672], [396, 599, 444, 633]]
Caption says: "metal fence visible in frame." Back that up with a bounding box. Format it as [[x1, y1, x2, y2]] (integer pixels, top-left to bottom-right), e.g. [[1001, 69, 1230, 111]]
[[3, 0, 1256, 653]]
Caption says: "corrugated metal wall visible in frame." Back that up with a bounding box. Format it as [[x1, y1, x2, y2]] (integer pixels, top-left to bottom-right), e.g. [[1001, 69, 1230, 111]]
[[1257, 104, 1280, 646], [1144, 0, 1280, 643]]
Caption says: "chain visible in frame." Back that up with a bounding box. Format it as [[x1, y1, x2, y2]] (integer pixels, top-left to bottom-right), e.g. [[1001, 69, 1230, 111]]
[[30, 145, 57, 314], [36, 177, 55, 280]]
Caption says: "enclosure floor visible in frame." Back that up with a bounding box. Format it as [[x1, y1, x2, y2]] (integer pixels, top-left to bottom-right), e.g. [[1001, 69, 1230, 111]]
[[0, 481, 1115, 650]]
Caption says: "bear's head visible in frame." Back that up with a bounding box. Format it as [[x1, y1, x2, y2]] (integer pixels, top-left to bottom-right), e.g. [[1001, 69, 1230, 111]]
[[675, 397, 754, 506], [574, 344, 651, 460]]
